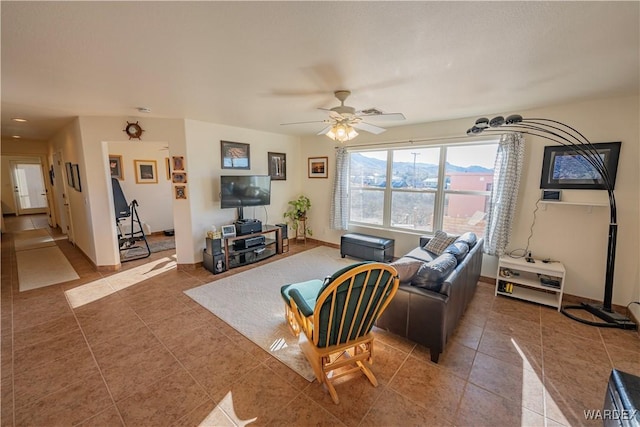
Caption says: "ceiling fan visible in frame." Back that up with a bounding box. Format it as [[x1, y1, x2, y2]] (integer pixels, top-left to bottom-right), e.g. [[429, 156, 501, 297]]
[[281, 90, 406, 142]]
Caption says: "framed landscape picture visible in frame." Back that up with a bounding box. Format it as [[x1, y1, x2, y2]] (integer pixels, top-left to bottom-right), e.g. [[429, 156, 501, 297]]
[[72, 164, 82, 192], [308, 156, 328, 178], [268, 152, 286, 180], [134, 160, 158, 184], [221, 140, 250, 170], [109, 155, 123, 180]]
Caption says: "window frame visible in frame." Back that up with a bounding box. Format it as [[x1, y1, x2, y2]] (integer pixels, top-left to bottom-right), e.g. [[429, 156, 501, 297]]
[[347, 139, 499, 236]]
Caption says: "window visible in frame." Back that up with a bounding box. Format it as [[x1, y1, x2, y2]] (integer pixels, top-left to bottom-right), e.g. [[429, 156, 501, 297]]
[[348, 141, 498, 236]]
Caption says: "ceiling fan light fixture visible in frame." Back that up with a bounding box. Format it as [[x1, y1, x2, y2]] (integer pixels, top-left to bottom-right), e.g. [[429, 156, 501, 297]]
[[326, 123, 358, 142]]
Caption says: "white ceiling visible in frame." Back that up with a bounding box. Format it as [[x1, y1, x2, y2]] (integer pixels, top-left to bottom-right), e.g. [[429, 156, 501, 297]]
[[2, 1, 638, 141]]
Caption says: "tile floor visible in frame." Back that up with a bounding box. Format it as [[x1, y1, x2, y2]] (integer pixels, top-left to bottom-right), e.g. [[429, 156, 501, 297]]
[[1, 214, 639, 426]]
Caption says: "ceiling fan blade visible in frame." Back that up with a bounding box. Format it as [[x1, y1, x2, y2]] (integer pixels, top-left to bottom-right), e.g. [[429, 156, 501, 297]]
[[328, 111, 343, 121], [280, 119, 329, 126], [316, 125, 333, 136], [352, 121, 387, 135], [357, 110, 406, 121]]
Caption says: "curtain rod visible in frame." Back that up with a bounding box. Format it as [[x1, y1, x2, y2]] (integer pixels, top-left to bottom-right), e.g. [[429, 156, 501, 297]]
[[335, 133, 499, 150]]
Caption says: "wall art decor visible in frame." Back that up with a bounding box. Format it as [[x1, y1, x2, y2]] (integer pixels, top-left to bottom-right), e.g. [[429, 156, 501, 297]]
[[268, 152, 286, 180], [174, 185, 187, 199], [308, 156, 328, 178], [134, 159, 158, 184], [172, 156, 184, 171], [172, 172, 187, 184], [221, 140, 250, 170], [109, 155, 124, 180]]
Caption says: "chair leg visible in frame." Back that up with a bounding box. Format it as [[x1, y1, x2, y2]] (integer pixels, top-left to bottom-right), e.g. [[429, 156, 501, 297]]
[[284, 304, 300, 337]]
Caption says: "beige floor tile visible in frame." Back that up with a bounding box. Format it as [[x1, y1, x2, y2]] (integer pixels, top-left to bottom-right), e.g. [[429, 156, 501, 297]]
[[456, 383, 545, 426], [361, 387, 450, 426], [14, 373, 112, 427], [116, 369, 208, 427], [389, 357, 465, 423]]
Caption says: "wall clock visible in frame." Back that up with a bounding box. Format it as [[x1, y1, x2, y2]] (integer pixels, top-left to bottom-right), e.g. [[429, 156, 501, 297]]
[[123, 121, 144, 140]]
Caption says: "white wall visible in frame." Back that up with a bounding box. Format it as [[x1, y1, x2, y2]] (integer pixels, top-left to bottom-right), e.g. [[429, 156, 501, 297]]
[[107, 141, 173, 233], [182, 119, 301, 264], [300, 95, 639, 307]]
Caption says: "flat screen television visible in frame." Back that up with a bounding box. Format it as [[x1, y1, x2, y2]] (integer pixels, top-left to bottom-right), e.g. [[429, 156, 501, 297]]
[[540, 142, 621, 190], [220, 175, 271, 209]]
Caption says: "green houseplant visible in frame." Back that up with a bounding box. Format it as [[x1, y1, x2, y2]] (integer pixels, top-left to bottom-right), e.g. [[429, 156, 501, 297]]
[[283, 195, 312, 238]]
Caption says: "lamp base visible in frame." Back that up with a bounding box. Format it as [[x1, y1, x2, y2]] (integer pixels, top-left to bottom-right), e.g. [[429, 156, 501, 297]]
[[561, 303, 637, 330]]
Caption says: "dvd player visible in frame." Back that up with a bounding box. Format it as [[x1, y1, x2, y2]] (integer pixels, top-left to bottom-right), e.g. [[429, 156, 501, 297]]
[[234, 235, 265, 250]]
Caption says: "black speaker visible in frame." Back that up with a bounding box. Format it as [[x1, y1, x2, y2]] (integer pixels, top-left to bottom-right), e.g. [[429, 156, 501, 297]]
[[275, 223, 288, 239], [212, 253, 226, 274], [206, 238, 223, 255]]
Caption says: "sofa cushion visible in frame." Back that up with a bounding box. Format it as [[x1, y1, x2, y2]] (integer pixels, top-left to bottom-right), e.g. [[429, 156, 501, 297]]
[[456, 232, 478, 248], [443, 241, 469, 262], [411, 253, 458, 292], [389, 258, 423, 282], [423, 231, 459, 255], [404, 247, 437, 263]]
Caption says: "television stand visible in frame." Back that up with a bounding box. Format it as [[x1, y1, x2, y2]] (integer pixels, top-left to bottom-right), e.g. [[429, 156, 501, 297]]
[[223, 225, 283, 269]]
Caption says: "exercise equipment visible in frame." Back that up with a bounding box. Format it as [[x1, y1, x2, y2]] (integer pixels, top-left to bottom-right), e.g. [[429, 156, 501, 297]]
[[111, 178, 150, 262]]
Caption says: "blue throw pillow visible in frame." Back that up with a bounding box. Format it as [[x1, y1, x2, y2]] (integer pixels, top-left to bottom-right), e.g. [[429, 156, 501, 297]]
[[411, 253, 458, 292], [443, 241, 469, 262], [456, 232, 477, 248]]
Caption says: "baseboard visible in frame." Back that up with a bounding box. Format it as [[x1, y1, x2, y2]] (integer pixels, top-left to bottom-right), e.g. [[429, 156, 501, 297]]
[[479, 275, 493, 284]]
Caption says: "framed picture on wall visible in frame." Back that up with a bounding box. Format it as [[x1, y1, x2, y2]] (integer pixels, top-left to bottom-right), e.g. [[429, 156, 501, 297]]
[[165, 157, 171, 180], [134, 160, 158, 184], [72, 164, 82, 192], [268, 152, 286, 180], [109, 155, 124, 180], [65, 162, 75, 188], [308, 156, 328, 178], [172, 156, 184, 171], [221, 140, 250, 169], [174, 185, 187, 199], [172, 172, 187, 184]]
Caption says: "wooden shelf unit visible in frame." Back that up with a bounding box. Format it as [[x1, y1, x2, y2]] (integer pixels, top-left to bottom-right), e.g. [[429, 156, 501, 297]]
[[223, 225, 282, 269], [496, 256, 566, 311]]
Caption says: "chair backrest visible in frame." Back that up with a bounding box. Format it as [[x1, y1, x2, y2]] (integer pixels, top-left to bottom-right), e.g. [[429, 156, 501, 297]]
[[312, 262, 399, 348]]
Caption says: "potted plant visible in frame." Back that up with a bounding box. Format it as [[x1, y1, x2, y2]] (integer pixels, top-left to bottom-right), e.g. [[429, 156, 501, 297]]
[[283, 195, 312, 238]]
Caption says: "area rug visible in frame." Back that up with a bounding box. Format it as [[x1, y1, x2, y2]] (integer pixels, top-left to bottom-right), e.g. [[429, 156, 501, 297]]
[[17, 245, 80, 292], [184, 246, 354, 381], [120, 238, 175, 260], [13, 228, 56, 251]]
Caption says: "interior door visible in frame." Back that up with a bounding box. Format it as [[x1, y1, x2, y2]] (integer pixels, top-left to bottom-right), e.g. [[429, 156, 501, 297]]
[[10, 161, 48, 215]]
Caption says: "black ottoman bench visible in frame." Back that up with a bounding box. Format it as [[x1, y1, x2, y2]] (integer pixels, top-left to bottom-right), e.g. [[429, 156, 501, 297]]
[[340, 233, 395, 262]]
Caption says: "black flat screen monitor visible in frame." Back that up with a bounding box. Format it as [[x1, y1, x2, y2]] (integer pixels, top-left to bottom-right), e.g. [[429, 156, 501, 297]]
[[540, 142, 621, 190], [220, 175, 271, 209]]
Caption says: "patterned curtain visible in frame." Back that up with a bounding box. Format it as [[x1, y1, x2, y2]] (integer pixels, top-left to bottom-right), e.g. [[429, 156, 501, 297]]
[[484, 133, 525, 256], [330, 147, 349, 230]]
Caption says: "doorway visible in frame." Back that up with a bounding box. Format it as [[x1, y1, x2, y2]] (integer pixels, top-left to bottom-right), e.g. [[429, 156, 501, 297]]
[[9, 161, 48, 215]]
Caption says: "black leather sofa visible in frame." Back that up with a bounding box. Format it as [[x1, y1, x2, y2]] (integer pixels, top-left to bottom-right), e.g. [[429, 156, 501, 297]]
[[376, 233, 484, 363]]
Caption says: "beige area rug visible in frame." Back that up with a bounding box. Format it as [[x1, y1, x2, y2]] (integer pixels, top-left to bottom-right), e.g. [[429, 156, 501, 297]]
[[13, 228, 56, 251], [184, 246, 354, 382], [16, 233, 80, 292]]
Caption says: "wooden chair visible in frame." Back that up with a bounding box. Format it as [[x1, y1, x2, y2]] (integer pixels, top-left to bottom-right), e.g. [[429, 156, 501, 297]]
[[281, 262, 399, 404]]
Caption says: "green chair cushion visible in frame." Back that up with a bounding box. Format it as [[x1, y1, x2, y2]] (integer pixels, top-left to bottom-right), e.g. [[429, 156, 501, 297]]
[[280, 279, 324, 315]]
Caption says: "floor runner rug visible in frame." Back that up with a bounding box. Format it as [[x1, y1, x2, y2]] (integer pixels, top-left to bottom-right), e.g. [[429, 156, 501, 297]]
[[13, 228, 56, 251], [17, 245, 80, 292], [184, 246, 353, 381]]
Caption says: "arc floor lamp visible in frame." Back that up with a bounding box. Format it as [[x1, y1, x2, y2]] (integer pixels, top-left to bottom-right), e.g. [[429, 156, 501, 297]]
[[467, 114, 636, 330]]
